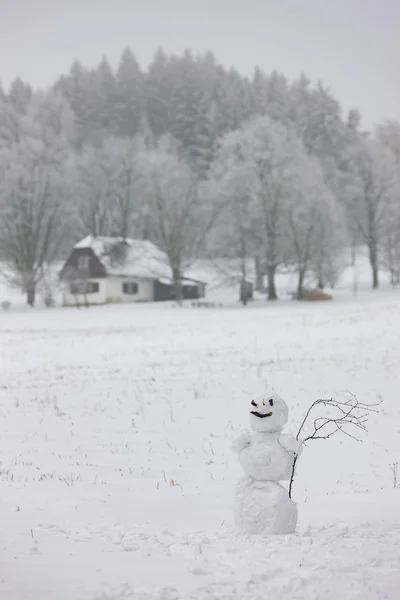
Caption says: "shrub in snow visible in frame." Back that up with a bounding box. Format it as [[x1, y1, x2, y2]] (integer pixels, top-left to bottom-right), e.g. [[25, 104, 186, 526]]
[[1, 300, 11, 311], [300, 289, 333, 301]]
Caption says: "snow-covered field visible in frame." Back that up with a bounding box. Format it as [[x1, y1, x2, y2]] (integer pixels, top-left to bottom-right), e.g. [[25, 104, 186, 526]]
[[1, 286, 400, 599]]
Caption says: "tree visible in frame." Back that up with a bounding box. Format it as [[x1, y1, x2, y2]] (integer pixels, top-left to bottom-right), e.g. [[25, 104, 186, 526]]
[[0, 91, 75, 306], [55, 60, 94, 147], [114, 46, 144, 138], [8, 77, 33, 114], [139, 135, 208, 303], [310, 209, 348, 290], [0, 95, 22, 145], [86, 57, 116, 143], [285, 155, 337, 299], [145, 48, 174, 138], [348, 136, 397, 289], [207, 129, 261, 303], [76, 135, 146, 239], [75, 140, 116, 237], [251, 69, 290, 124], [221, 116, 306, 300], [376, 121, 400, 285], [167, 50, 218, 178], [108, 137, 146, 238]]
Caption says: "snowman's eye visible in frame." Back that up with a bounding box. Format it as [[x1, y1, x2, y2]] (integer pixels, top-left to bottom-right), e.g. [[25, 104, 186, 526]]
[[251, 400, 257, 407], [269, 398, 274, 406]]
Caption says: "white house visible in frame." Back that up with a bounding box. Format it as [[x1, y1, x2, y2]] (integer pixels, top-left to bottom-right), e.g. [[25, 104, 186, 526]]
[[59, 235, 206, 306]]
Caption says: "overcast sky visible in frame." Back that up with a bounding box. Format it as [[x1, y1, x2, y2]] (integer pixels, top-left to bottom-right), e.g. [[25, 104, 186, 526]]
[[0, 0, 399, 129]]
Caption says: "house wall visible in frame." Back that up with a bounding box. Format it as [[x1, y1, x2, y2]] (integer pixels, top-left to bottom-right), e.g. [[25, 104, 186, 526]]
[[63, 277, 154, 306], [105, 277, 154, 303], [62, 279, 107, 307]]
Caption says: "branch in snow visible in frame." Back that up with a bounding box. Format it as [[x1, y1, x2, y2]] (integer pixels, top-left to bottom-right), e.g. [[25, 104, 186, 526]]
[[289, 392, 380, 499]]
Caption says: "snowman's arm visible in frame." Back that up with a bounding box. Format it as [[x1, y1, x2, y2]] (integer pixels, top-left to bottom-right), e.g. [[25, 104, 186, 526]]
[[278, 433, 303, 456], [232, 429, 252, 454]]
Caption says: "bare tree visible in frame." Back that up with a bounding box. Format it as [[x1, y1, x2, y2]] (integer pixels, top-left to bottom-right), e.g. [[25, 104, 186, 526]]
[[76, 143, 115, 237], [140, 135, 216, 303], [0, 91, 74, 306], [289, 393, 379, 499], [206, 133, 260, 304], [110, 139, 141, 238], [285, 156, 337, 299], [348, 137, 397, 289], [244, 118, 300, 300], [210, 116, 306, 301], [376, 121, 400, 285], [76, 136, 146, 239]]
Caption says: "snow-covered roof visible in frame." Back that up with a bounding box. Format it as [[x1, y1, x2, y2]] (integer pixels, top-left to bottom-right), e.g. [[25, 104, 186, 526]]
[[74, 235, 204, 283]]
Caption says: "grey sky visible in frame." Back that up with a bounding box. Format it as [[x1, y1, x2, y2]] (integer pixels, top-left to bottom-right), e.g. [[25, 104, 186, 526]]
[[0, 0, 399, 129]]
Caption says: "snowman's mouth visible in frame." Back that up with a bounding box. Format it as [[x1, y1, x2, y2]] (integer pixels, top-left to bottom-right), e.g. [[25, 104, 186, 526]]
[[251, 411, 273, 418]]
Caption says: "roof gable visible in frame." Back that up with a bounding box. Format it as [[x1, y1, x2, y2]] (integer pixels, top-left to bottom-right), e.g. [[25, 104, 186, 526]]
[[60, 246, 107, 280]]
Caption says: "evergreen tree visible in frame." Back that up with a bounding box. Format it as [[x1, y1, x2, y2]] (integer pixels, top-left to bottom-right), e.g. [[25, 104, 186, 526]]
[[145, 47, 173, 137], [8, 77, 33, 114], [55, 61, 94, 146], [114, 46, 144, 137], [89, 57, 116, 141]]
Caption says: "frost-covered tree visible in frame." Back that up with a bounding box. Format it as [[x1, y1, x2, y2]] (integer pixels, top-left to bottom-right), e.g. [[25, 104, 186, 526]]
[[91, 57, 116, 138], [139, 135, 211, 302], [0, 91, 75, 305], [169, 50, 199, 148], [76, 135, 145, 238], [108, 137, 147, 238], [55, 60, 94, 146], [114, 46, 144, 138], [376, 121, 400, 284], [8, 77, 33, 114], [348, 136, 397, 289], [285, 156, 337, 298], [0, 95, 22, 144], [145, 48, 174, 138], [75, 143, 114, 237], [224, 116, 307, 300], [209, 114, 344, 300], [206, 132, 260, 302], [251, 69, 290, 124]]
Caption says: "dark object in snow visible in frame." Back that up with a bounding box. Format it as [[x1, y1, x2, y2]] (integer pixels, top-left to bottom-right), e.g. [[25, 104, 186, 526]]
[[296, 289, 333, 301], [240, 281, 253, 305]]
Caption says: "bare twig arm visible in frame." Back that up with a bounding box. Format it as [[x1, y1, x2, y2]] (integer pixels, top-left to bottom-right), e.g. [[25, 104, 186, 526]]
[[288, 394, 379, 499]]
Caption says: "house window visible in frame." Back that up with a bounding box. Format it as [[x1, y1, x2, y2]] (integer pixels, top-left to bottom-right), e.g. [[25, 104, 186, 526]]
[[87, 282, 99, 294], [77, 255, 90, 271], [70, 281, 99, 295], [122, 282, 138, 295]]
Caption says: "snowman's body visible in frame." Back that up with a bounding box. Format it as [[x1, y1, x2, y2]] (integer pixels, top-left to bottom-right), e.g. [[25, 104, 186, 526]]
[[233, 393, 301, 535], [235, 478, 297, 535]]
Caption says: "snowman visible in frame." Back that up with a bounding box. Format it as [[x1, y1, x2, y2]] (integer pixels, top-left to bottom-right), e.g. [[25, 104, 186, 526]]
[[232, 392, 302, 535]]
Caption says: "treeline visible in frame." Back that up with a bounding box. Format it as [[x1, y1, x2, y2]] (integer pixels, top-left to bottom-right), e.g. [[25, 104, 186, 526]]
[[0, 47, 399, 305]]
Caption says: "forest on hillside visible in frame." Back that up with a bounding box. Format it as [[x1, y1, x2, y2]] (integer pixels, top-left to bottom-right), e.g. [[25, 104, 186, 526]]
[[0, 46, 399, 305]]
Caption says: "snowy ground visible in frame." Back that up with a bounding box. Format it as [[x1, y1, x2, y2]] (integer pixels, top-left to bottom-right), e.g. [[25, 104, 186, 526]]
[[1, 285, 400, 599]]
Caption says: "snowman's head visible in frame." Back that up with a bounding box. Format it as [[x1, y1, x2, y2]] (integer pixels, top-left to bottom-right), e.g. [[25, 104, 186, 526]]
[[249, 392, 288, 432]]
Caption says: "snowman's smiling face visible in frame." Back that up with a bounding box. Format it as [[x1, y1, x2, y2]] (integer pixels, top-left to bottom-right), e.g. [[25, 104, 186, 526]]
[[249, 393, 288, 432]]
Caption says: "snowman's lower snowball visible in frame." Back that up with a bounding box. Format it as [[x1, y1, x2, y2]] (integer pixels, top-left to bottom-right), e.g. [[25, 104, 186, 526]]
[[235, 477, 298, 535]]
